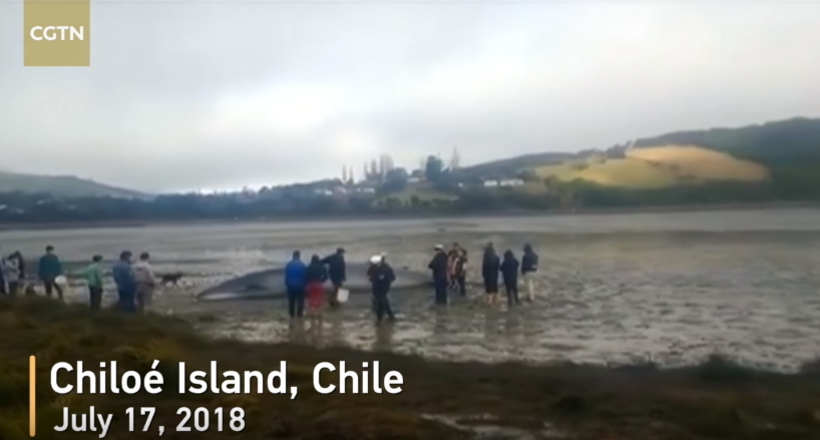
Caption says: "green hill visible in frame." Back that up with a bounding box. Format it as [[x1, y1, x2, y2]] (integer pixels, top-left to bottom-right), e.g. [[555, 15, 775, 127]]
[[630, 117, 820, 199], [460, 117, 820, 200], [457, 152, 576, 180], [0, 171, 147, 199]]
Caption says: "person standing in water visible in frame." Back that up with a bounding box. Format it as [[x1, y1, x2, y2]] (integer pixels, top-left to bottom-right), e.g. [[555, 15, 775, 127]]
[[284, 251, 307, 319], [305, 254, 328, 316], [500, 250, 520, 307], [369, 254, 396, 324], [482, 243, 501, 305], [452, 248, 468, 296], [447, 242, 461, 291], [38, 245, 64, 300], [321, 247, 346, 308], [133, 252, 158, 313], [112, 251, 137, 312], [428, 244, 449, 305], [521, 244, 539, 302], [79, 255, 105, 310]]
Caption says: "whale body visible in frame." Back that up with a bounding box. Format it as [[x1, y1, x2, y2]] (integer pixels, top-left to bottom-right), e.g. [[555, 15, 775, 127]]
[[196, 262, 434, 302]]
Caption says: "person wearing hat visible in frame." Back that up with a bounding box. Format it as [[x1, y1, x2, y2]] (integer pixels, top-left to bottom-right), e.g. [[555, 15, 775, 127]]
[[368, 254, 396, 324], [321, 247, 347, 308], [428, 244, 449, 305]]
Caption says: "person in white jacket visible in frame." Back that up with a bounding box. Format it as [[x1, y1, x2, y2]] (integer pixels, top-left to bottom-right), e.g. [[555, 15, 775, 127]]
[[132, 252, 158, 313], [1, 255, 20, 296]]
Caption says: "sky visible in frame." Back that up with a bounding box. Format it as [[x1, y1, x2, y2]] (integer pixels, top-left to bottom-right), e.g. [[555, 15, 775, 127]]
[[1, 0, 820, 194]]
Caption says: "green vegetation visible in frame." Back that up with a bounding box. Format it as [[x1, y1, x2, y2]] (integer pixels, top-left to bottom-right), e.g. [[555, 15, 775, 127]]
[[1, 117, 819, 223], [2, 298, 820, 440], [0, 171, 146, 199], [534, 146, 769, 189], [631, 117, 820, 199]]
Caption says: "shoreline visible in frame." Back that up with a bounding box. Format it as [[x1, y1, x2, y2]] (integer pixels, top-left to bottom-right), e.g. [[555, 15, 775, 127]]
[[3, 297, 820, 440], [0, 201, 817, 232]]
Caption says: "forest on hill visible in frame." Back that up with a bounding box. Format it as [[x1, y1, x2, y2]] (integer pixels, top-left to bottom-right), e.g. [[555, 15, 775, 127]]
[[1, 117, 818, 224]]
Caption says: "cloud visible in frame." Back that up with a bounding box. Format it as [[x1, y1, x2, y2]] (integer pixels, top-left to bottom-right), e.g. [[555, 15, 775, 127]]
[[1, 1, 819, 192]]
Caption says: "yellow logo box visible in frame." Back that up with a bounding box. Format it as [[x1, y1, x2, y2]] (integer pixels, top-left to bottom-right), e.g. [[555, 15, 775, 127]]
[[24, 0, 90, 67]]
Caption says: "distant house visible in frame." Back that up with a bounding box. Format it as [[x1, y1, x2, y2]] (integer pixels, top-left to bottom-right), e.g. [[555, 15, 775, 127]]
[[485, 178, 524, 187], [407, 177, 422, 184], [499, 178, 524, 187]]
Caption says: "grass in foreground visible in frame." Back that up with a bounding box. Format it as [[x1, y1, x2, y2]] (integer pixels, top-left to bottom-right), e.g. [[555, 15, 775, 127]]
[[1, 297, 819, 440]]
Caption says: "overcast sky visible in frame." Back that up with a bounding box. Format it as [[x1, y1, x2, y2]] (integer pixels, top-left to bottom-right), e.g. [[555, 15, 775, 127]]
[[1, 1, 819, 193]]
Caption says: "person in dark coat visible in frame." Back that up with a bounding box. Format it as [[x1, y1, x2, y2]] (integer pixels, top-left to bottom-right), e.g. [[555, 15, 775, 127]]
[[428, 244, 449, 305], [521, 243, 539, 301], [321, 247, 346, 307], [38, 245, 64, 300], [112, 251, 136, 312], [500, 250, 520, 307], [305, 254, 328, 316], [369, 254, 396, 324], [481, 243, 500, 305]]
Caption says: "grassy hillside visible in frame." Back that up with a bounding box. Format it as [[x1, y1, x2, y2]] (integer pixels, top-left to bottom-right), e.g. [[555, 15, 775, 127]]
[[0, 171, 147, 199], [457, 152, 576, 180], [631, 117, 820, 164], [534, 146, 770, 189], [456, 117, 820, 202]]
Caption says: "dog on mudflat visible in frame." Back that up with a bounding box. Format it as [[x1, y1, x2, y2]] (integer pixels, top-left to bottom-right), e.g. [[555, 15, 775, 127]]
[[160, 272, 185, 286]]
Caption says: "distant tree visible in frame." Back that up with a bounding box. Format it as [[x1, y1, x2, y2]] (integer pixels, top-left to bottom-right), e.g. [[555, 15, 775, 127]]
[[425, 156, 445, 183], [518, 169, 539, 182], [382, 167, 409, 193]]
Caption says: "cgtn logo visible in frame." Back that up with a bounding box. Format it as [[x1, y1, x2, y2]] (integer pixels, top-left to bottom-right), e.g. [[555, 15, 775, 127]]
[[29, 25, 85, 41], [23, 0, 90, 66]]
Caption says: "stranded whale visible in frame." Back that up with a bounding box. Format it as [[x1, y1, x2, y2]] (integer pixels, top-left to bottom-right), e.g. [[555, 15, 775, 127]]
[[196, 262, 434, 302]]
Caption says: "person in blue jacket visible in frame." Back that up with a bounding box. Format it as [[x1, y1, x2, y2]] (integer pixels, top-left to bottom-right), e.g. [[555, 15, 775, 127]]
[[284, 250, 307, 319], [38, 245, 64, 300], [112, 250, 136, 312]]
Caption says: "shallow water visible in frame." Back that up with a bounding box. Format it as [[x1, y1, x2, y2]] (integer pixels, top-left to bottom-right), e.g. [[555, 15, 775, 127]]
[[2, 208, 820, 371]]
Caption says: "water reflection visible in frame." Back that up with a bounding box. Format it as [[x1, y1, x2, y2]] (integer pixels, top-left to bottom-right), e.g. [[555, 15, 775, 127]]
[[287, 319, 306, 344], [373, 322, 395, 351], [483, 308, 501, 341], [433, 308, 448, 335]]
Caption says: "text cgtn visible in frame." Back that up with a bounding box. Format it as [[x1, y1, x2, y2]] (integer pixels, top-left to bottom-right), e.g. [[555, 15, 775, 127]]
[[29, 26, 84, 41]]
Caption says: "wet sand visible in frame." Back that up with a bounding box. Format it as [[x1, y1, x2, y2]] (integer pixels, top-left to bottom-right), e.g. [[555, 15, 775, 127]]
[[3, 207, 819, 372]]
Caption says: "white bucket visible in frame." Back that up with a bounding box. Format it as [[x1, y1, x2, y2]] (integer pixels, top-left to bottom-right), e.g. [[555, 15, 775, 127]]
[[337, 288, 350, 303]]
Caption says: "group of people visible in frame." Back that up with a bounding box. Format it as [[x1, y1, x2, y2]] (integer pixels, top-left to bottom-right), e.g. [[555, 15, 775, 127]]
[[282, 247, 399, 325], [428, 242, 539, 307], [0, 245, 65, 299], [283, 248, 348, 319], [282, 241, 540, 326], [0, 244, 160, 313]]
